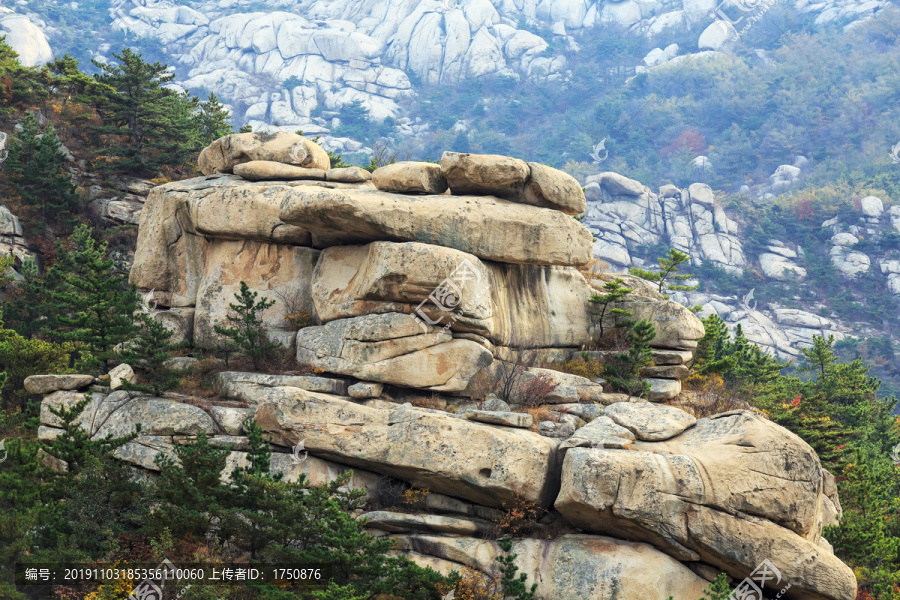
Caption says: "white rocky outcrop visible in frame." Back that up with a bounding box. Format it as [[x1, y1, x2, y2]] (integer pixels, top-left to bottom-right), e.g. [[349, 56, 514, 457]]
[[0, 12, 52, 67]]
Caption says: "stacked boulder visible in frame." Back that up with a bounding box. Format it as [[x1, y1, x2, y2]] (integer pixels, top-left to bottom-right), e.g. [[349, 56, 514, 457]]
[[34, 371, 856, 600], [584, 175, 746, 276], [36, 136, 856, 598], [131, 133, 703, 398]]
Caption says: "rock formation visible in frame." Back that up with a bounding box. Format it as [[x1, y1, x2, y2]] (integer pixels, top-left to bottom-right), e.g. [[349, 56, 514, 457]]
[[37, 135, 856, 600]]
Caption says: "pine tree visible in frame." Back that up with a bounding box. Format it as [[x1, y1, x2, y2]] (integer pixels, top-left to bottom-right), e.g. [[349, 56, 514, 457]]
[[214, 281, 277, 370], [121, 314, 183, 396], [604, 319, 656, 398], [0, 36, 50, 111], [42, 391, 141, 475], [496, 539, 538, 600], [47, 226, 139, 372], [693, 313, 736, 375], [91, 49, 201, 174], [47, 54, 106, 105], [589, 277, 633, 338], [629, 248, 698, 298], [197, 92, 233, 146], [6, 113, 79, 225]]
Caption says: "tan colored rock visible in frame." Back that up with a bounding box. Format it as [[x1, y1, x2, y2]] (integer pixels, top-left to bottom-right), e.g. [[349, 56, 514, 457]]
[[223, 451, 380, 495], [465, 410, 532, 428], [647, 377, 682, 401], [296, 313, 493, 392], [523, 162, 587, 215], [93, 396, 217, 438], [310, 241, 600, 347], [148, 307, 195, 345], [188, 184, 311, 244], [360, 511, 492, 536], [395, 534, 711, 600], [209, 405, 254, 435], [253, 387, 561, 507], [621, 299, 705, 349], [193, 240, 319, 349], [279, 187, 593, 266], [371, 161, 448, 194], [109, 363, 136, 390], [326, 166, 372, 183], [440, 151, 529, 198], [348, 382, 384, 399], [198, 132, 329, 174], [601, 401, 695, 441], [130, 185, 208, 307], [555, 410, 856, 600], [213, 371, 350, 403], [24, 374, 93, 395], [233, 161, 325, 181], [559, 416, 635, 451]]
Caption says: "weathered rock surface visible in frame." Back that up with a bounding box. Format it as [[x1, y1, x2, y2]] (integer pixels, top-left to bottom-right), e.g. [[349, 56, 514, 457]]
[[371, 161, 448, 194], [198, 132, 329, 174], [24, 374, 94, 395], [233, 161, 325, 180], [279, 187, 593, 266], [555, 408, 856, 600], [394, 533, 711, 600], [522, 162, 587, 215], [360, 511, 492, 536], [253, 386, 561, 507], [296, 313, 492, 392], [193, 240, 319, 348], [465, 410, 532, 428], [440, 152, 530, 198], [326, 166, 372, 183], [311, 241, 605, 348], [601, 401, 696, 440]]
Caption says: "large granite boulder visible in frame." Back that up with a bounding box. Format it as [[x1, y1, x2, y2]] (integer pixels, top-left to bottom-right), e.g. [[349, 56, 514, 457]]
[[394, 533, 711, 600], [555, 408, 856, 600], [193, 239, 319, 348], [371, 161, 448, 194], [198, 132, 330, 175], [296, 313, 493, 392], [310, 241, 601, 347], [278, 187, 593, 266], [253, 386, 561, 507]]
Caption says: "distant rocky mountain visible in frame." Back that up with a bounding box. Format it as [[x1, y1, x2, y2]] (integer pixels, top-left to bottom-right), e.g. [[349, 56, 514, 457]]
[[3, 0, 893, 157]]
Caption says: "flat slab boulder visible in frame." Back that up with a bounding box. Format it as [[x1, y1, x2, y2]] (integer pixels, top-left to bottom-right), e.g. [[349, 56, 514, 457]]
[[198, 132, 330, 174], [326, 166, 371, 183], [555, 410, 856, 600], [296, 313, 493, 392], [371, 161, 448, 194], [233, 161, 325, 181], [25, 374, 93, 394], [394, 533, 710, 600], [253, 387, 561, 507], [278, 187, 593, 266]]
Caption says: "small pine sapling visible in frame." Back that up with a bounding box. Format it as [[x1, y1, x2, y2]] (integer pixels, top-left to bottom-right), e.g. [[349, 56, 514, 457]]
[[604, 319, 656, 398], [589, 277, 633, 338], [629, 248, 698, 298], [213, 281, 277, 370], [121, 313, 184, 395]]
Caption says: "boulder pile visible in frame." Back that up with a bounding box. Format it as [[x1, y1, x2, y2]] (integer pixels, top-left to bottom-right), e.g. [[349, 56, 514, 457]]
[[34, 134, 857, 599], [130, 132, 701, 398]]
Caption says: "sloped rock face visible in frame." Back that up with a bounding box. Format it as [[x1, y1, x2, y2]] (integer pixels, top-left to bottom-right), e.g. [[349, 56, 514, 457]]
[[394, 534, 711, 600], [555, 406, 855, 600], [253, 385, 561, 508], [278, 186, 593, 266]]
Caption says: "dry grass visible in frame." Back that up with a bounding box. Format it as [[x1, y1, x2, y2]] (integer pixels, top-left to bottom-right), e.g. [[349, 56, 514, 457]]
[[409, 394, 445, 410], [552, 357, 604, 380], [577, 257, 610, 281], [517, 405, 557, 432], [437, 568, 502, 600], [674, 374, 757, 418]]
